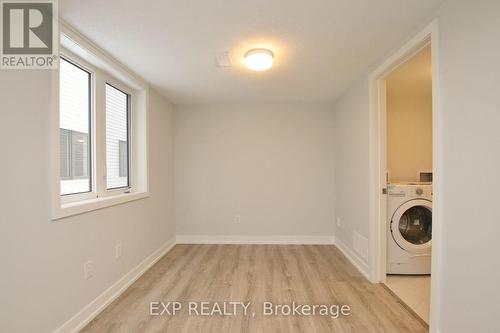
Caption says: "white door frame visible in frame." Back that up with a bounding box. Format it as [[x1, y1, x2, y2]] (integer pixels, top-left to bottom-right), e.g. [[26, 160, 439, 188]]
[[368, 20, 441, 332]]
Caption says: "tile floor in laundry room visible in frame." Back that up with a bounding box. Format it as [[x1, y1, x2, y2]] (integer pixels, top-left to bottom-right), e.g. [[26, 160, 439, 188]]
[[385, 275, 431, 323]]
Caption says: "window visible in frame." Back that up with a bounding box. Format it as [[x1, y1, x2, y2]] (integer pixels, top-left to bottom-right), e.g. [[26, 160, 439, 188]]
[[59, 57, 91, 195], [53, 27, 149, 220], [106, 84, 130, 189]]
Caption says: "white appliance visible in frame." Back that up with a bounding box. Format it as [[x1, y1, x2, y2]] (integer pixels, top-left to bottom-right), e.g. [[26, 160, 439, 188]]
[[387, 183, 432, 275]]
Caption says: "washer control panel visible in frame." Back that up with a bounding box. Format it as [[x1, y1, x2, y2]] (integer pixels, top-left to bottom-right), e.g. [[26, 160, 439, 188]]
[[387, 183, 432, 198]]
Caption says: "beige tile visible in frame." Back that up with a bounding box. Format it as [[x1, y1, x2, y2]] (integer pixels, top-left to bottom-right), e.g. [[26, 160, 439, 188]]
[[384, 275, 431, 323]]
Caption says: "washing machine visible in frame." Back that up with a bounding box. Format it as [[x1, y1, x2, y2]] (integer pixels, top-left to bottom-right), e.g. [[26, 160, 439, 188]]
[[387, 183, 432, 275]]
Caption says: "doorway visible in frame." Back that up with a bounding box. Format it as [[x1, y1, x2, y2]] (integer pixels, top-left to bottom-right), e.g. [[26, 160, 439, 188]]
[[383, 44, 433, 324], [368, 20, 440, 332]]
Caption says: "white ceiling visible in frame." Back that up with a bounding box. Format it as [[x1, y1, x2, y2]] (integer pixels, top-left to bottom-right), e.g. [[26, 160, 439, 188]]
[[60, 0, 444, 104]]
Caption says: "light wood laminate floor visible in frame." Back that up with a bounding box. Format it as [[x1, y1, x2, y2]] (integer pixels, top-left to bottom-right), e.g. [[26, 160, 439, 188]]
[[82, 245, 427, 333]]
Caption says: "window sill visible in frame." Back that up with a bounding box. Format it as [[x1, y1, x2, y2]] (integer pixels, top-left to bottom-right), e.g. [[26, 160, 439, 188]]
[[52, 191, 149, 220]]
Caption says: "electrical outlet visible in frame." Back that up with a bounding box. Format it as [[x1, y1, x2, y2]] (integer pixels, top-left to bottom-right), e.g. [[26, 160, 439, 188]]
[[233, 214, 241, 223], [83, 260, 94, 280], [115, 243, 122, 260]]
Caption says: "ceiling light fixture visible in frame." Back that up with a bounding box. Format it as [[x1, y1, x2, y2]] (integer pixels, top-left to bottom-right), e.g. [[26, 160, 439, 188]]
[[244, 48, 273, 71]]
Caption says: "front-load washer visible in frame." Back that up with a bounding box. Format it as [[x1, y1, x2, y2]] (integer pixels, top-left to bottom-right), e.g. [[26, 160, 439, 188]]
[[387, 183, 432, 275]]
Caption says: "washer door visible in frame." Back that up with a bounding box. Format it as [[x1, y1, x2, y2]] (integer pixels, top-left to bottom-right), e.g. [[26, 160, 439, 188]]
[[391, 199, 432, 254]]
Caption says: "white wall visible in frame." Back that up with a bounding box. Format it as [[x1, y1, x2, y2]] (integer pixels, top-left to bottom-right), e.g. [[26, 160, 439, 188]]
[[387, 95, 432, 182], [332, 79, 370, 264], [437, 0, 500, 332], [332, 0, 500, 332], [0, 70, 175, 333], [174, 103, 335, 241]]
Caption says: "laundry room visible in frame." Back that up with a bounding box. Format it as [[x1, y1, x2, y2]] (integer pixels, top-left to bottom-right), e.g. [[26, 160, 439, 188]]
[[383, 44, 433, 324]]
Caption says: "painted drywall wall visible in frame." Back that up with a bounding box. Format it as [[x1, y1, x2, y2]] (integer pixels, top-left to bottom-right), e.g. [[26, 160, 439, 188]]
[[386, 95, 432, 182], [174, 103, 335, 240], [386, 46, 433, 183], [436, 0, 500, 332], [332, 0, 500, 331], [0, 70, 175, 333], [332, 79, 370, 265]]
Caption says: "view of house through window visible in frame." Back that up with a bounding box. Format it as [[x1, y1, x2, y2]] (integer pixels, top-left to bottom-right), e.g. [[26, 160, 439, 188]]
[[106, 84, 130, 189], [59, 58, 91, 195]]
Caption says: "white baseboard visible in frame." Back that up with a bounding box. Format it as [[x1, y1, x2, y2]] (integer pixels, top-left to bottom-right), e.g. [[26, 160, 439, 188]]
[[176, 234, 335, 245], [54, 237, 176, 333], [333, 237, 370, 280]]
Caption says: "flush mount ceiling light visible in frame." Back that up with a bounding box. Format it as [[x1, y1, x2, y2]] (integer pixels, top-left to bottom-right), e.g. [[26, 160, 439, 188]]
[[244, 48, 273, 71]]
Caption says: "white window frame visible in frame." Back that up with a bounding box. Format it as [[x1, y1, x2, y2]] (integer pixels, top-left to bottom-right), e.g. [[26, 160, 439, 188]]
[[52, 22, 149, 220]]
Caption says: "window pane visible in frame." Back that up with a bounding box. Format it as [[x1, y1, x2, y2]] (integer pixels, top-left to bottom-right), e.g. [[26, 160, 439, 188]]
[[119, 140, 128, 177], [60, 58, 91, 195], [71, 131, 90, 178], [106, 84, 129, 189], [60, 129, 70, 179]]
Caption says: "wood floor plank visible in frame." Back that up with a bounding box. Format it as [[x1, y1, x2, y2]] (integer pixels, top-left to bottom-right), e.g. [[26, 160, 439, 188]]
[[82, 245, 427, 333]]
